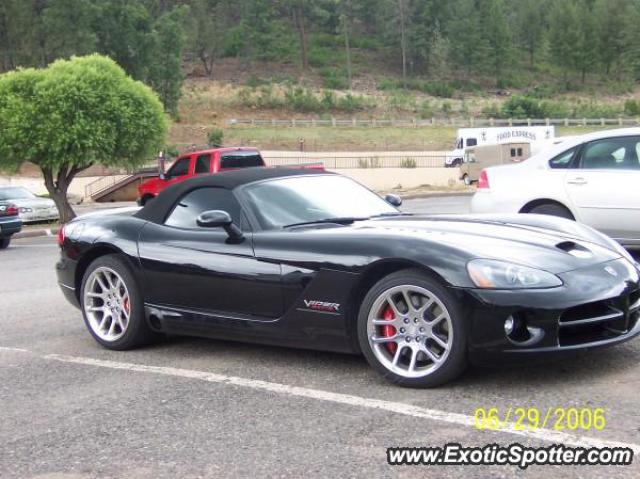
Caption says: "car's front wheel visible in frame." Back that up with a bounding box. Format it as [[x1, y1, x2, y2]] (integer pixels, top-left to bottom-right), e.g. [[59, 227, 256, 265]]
[[358, 269, 467, 388], [80, 254, 156, 350]]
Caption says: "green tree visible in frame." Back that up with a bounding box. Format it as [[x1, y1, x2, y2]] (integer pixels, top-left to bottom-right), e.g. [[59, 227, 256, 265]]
[[548, 0, 580, 82], [188, 0, 230, 77], [0, 55, 167, 222], [42, 0, 98, 61], [514, 0, 548, 68], [147, 5, 189, 117], [480, 0, 513, 85]]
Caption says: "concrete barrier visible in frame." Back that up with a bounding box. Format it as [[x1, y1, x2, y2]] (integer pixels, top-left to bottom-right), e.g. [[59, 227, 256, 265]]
[[331, 168, 459, 190]]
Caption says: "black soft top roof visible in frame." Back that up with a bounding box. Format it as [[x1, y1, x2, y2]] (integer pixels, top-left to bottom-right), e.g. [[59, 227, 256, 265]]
[[135, 167, 334, 224]]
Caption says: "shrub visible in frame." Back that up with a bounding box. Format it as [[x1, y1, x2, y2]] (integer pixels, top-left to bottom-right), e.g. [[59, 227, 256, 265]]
[[358, 157, 381, 168], [308, 46, 334, 67], [320, 68, 347, 90], [337, 93, 371, 112], [400, 158, 417, 168], [377, 78, 399, 91], [422, 81, 454, 98], [208, 129, 224, 147], [283, 86, 322, 112], [418, 99, 434, 119], [245, 75, 264, 88], [624, 99, 640, 116]]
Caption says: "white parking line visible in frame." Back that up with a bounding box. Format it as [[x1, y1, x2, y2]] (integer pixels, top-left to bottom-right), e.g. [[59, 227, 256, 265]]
[[2, 347, 639, 455]]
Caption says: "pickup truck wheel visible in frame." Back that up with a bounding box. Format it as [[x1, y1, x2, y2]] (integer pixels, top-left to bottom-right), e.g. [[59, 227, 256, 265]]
[[358, 269, 467, 388], [80, 254, 157, 350], [139, 194, 155, 206], [528, 203, 574, 220], [0, 237, 11, 249]]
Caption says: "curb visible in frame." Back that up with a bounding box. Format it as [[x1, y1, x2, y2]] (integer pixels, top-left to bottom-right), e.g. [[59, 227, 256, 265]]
[[14, 228, 59, 239]]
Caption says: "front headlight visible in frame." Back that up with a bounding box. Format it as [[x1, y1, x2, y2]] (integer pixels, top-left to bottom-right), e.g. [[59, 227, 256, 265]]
[[467, 259, 563, 289]]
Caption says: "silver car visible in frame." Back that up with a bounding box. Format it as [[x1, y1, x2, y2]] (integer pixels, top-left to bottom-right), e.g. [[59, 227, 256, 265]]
[[0, 186, 59, 223]]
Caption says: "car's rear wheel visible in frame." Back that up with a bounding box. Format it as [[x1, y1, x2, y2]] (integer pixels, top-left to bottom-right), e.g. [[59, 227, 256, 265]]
[[528, 202, 574, 220], [0, 237, 11, 249], [462, 174, 471, 186], [357, 269, 467, 388], [80, 254, 156, 350]]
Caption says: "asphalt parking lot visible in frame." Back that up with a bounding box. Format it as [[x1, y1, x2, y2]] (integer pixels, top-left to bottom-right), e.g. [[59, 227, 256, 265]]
[[2, 197, 640, 478]]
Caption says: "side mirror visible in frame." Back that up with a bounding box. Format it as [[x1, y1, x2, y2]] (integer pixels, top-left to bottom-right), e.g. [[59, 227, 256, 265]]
[[196, 210, 244, 242], [384, 194, 402, 207]]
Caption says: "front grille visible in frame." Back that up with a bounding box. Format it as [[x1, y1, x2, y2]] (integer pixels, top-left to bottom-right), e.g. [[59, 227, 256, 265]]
[[558, 290, 640, 347]]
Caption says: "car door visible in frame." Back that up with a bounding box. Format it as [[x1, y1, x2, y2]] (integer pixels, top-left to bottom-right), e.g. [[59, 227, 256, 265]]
[[138, 186, 283, 319], [565, 136, 640, 242], [164, 155, 193, 186]]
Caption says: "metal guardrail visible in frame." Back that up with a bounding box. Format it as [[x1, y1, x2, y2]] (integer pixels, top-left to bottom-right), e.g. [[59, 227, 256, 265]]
[[228, 117, 640, 128], [265, 155, 446, 169]]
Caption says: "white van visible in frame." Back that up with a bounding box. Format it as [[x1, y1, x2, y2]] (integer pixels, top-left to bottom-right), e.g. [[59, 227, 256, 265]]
[[444, 126, 555, 167]]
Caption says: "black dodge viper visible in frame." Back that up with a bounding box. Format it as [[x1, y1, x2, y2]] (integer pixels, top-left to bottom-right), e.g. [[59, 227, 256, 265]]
[[57, 168, 640, 387]]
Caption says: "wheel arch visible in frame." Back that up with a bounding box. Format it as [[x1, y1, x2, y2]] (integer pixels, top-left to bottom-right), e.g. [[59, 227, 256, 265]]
[[345, 259, 450, 353], [74, 244, 139, 302], [519, 198, 576, 219]]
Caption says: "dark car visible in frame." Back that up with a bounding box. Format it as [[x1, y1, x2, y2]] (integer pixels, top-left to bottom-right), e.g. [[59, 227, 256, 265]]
[[56, 169, 640, 387], [0, 201, 22, 249]]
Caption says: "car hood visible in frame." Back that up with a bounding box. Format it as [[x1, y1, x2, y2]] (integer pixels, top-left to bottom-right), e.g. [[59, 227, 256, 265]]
[[318, 214, 623, 274], [9, 197, 55, 208]]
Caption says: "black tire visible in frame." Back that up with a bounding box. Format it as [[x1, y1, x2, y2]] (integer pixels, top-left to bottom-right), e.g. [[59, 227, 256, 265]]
[[451, 158, 462, 167], [462, 174, 471, 186], [0, 237, 10, 249], [357, 269, 467, 388], [528, 203, 574, 220], [139, 194, 155, 206], [80, 254, 157, 350]]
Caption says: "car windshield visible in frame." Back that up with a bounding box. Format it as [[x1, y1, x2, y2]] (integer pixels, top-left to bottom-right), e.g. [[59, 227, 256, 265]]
[[243, 175, 399, 229], [0, 187, 36, 200]]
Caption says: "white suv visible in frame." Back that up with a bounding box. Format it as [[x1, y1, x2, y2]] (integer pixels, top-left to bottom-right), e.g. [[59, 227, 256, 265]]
[[471, 128, 640, 248]]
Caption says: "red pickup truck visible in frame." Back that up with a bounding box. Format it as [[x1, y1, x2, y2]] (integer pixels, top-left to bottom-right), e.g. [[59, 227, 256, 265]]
[[138, 147, 322, 205], [138, 147, 260, 205]]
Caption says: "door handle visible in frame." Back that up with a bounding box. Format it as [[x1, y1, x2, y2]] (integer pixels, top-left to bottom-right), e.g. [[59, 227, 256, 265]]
[[567, 177, 587, 185]]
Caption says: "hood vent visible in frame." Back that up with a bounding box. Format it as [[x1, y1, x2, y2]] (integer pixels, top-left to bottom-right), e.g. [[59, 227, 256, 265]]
[[556, 241, 593, 259]]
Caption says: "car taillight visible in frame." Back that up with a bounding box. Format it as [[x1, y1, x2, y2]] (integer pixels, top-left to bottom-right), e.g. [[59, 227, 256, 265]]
[[477, 170, 490, 189], [6, 204, 18, 216], [57, 225, 65, 246]]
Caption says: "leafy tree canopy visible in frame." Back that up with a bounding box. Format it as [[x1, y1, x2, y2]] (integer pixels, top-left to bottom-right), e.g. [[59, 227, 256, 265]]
[[0, 54, 167, 221]]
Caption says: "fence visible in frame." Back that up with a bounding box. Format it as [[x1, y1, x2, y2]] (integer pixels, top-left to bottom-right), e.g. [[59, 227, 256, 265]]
[[228, 117, 640, 128], [265, 154, 446, 169]]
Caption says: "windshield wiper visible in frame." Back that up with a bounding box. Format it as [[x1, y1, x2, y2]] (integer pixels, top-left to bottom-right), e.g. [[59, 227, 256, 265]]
[[283, 216, 370, 228]]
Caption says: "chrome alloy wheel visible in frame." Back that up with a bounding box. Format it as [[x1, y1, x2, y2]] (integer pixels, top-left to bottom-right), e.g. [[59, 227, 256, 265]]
[[83, 266, 131, 342], [366, 285, 453, 379]]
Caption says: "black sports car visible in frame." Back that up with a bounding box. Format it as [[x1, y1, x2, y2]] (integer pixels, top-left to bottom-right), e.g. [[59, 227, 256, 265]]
[[57, 168, 640, 387]]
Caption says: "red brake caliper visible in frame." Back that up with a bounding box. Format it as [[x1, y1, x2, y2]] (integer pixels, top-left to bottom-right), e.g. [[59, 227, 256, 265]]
[[123, 297, 130, 314], [381, 306, 397, 354]]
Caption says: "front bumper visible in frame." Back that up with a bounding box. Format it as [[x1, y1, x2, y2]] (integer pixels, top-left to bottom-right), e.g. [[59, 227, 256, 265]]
[[464, 258, 640, 364], [0, 217, 22, 237]]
